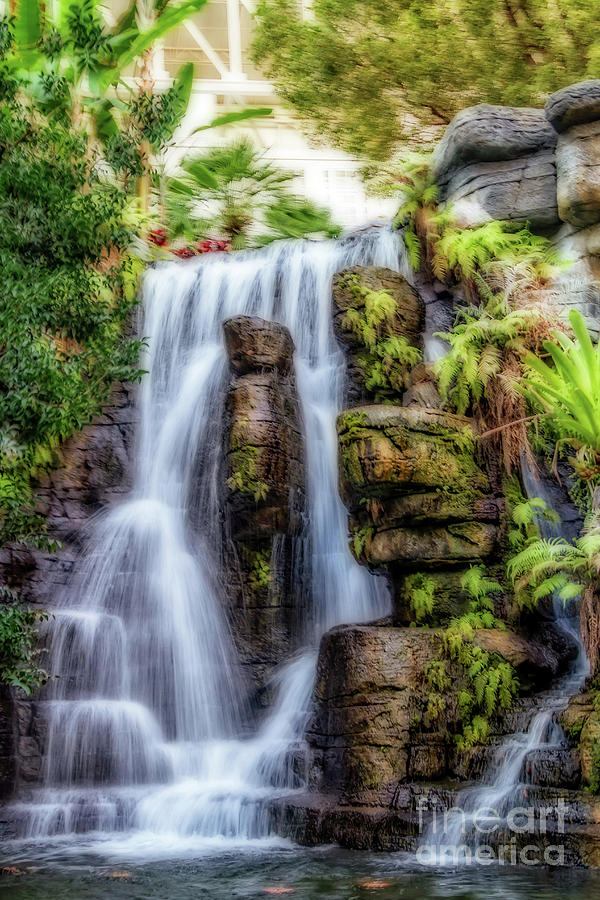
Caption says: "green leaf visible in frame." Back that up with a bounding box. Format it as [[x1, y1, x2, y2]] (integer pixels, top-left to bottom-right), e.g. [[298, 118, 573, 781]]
[[192, 107, 273, 134], [13, 0, 42, 49], [102, 0, 209, 92]]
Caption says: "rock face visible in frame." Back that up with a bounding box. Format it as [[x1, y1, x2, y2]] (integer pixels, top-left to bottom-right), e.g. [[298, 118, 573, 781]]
[[223, 316, 306, 705], [332, 266, 425, 403], [430, 82, 600, 333], [308, 625, 446, 806], [337, 405, 501, 623], [432, 104, 559, 229]]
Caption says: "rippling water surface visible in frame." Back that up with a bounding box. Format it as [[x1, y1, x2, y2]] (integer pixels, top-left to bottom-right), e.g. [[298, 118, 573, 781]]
[[0, 847, 598, 899]]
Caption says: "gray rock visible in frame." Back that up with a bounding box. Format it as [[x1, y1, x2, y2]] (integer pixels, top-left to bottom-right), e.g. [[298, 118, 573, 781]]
[[432, 104, 557, 183], [556, 119, 600, 227], [545, 80, 600, 134], [439, 151, 559, 229]]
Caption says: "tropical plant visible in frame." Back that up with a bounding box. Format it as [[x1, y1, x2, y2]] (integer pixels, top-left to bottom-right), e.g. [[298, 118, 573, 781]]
[[521, 309, 600, 495], [435, 269, 561, 471], [337, 273, 421, 400], [7, 0, 271, 211], [165, 138, 340, 248], [430, 221, 557, 287], [253, 0, 600, 160], [426, 565, 518, 750], [405, 573, 436, 625], [507, 512, 600, 672]]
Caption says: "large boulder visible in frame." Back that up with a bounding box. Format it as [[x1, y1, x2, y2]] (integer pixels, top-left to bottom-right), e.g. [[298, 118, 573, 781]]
[[337, 405, 501, 623], [555, 119, 600, 228], [432, 104, 557, 177], [432, 104, 558, 229], [545, 80, 600, 134], [308, 625, 446, 805], [223, 316, 306, 706]]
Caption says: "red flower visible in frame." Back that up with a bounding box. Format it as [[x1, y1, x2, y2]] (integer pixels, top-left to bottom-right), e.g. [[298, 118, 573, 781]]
[[148, 228, 167, 247], [197, 239, 232, 253], [172, 247, 196, 259]]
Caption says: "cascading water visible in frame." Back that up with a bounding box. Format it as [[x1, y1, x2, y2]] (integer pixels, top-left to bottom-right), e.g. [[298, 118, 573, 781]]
[[420, 458, 588, 864], [7, 228, 404, 851]]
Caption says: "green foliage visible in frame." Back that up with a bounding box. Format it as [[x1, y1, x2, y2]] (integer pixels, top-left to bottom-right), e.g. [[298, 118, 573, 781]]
[[0, 33, 144, 550], [338, 274, 421, 399], [521, 309, 600, 488], [507, 512, 600, 607], [504, 475, 561, 586], [166, 138, 340, 249], [426, 565, 518, 751], [351, 523, 374, 560], [247, 547, 272, 592], [433, 265, 562, 472], [405, 573, 436, 626], [226, 447, 269, 502], [6, 1, 208, 178], [431, 222, 557, 285], [0, 589, 48, 694], [253, 0, 600, 160], [589, 738, 600, 795], [435, 289, 542, 416]]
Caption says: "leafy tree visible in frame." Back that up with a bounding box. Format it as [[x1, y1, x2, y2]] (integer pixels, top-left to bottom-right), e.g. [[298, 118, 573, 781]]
[[165, 138, 340, 248], [252, 0, 600, 160], [0, 15, 148, 689]]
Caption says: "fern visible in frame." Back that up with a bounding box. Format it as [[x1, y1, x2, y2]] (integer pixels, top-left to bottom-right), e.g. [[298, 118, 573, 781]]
[[426, 564, 518, 750], [406, 572, 436, 625]]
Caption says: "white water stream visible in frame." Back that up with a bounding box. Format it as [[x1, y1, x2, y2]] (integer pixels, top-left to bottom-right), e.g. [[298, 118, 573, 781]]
[[8, 229, 404, 849]]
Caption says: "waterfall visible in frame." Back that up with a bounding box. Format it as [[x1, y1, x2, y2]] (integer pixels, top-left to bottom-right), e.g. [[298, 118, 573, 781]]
[[419, 458, 588, 865], [8, 228, 404, 849]]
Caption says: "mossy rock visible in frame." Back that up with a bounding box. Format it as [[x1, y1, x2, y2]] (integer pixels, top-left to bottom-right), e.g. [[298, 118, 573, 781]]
[[338, 406, 488, 502]]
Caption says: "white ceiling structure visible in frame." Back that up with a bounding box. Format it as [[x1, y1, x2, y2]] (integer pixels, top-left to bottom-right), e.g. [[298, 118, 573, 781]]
[[111, 0, 396, 228]]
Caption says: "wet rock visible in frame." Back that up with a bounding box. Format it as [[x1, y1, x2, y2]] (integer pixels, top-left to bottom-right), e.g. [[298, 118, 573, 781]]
[[224, 319, 305, 542], [223, 316, 306, 708], [224, 316, 294, 376], [473, 628, 561, 683], [546, 80, 600, 134], [308, 624, 444, 805], [526, 748, 581, 789], [338, 406, 488, 502], [337, 406, 499, 604]]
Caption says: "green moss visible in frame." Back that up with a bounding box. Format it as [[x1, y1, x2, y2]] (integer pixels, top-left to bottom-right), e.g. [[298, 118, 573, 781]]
[[226, 446, 269, 502], [589, 738, 600, 794]]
